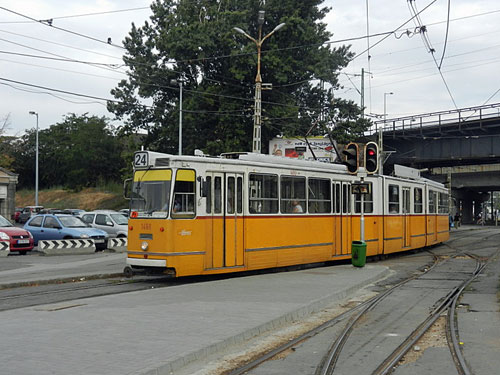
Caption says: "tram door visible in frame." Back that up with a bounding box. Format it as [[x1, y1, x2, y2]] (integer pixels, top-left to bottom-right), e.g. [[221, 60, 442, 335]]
[[341, 182, 352, 254], [333, 182, 342, 256], [209, 172, 244, 268], [402, 187, 411, 247], [426, 188, 438, 244]]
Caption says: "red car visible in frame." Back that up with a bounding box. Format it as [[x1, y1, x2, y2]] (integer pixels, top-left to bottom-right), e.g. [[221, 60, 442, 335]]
[[0, 214, 34, 254], [12, 208, 22, 223]]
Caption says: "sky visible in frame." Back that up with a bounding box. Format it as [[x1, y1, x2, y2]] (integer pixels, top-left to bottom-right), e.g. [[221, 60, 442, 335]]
[[1, 0, 499, 136]]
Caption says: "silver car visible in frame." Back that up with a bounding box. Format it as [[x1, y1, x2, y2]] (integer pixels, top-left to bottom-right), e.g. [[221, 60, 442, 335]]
[[80, 210, 128, 238]]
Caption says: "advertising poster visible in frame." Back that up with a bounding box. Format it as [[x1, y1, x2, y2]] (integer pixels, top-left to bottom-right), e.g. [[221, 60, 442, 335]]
[[269, 137, 338, 163]]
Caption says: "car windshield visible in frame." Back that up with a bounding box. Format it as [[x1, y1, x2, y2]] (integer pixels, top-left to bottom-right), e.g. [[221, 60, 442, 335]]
[[110, 214, 128, 225], [131, 171, 171, 218], [0, 215, 13, 227], [58, 216, 88, 228]]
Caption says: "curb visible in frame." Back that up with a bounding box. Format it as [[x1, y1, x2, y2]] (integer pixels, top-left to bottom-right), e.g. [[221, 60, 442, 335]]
[[135, 266, 391, 375]]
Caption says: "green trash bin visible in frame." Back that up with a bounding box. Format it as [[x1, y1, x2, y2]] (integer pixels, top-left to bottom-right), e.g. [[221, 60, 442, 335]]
[[351, 240, 367, 267]]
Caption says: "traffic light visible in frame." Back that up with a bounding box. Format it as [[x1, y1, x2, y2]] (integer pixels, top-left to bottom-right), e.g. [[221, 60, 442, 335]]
[[364, 141, 379, 174], [343, 142, 359, 174]]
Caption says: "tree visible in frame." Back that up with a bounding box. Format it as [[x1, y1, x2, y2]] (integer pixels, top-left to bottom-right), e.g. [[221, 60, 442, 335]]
[[11, 114, 125, 190], [0, 114, 15, 170], [108, 0, 370, 156]]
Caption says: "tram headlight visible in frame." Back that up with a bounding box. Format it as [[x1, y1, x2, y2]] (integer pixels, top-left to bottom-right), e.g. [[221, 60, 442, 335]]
[[141, 241, 149, 251]]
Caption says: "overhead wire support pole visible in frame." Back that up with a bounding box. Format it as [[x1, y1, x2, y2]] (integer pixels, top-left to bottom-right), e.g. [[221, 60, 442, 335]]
[[234, 11, 285, 154], [171, 78, 186, 155], [28, 111, 39, 206]]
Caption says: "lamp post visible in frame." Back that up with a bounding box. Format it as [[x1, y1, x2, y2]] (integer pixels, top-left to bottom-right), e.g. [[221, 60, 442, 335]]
[[234, 11, 285, 154], [170, 78, 186, 156], [380, 92, 393, 175], [28, 111, 39, 206]]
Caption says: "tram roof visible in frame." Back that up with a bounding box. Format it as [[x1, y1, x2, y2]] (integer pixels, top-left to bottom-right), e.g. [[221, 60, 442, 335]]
[[142, 151, 349, 173], [138, 151, 446, 189]]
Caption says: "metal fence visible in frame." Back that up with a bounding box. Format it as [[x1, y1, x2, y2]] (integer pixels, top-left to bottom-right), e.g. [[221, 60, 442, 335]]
[[369, 102, 500, 135]]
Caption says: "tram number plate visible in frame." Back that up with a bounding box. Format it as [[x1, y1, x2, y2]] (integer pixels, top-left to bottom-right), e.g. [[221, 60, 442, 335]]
[[134, 152, 148, 167]]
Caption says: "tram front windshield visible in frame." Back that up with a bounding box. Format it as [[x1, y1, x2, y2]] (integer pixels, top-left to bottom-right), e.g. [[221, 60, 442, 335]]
[[131, 170, 171, 218]]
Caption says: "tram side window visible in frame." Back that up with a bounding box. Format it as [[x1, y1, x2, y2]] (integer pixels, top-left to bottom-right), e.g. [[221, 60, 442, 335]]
[[205, 176, 212, 213], [214, 177, 222, 214], [388, 184, 400, 213], [414, 187, 423, 213], [334, 183, 341, 214], [249, 173, 278, 214], [354, 184, 373, 213], [227, 177, 235, 214], [308, 178, 331, 213], [172, 169, 196, 218], [281, 176, 306, 214], [429, 191, 437, 214], [227, 176, 243, 214], [237, 176, 243, 214], [439, 192, 449, 214], [342, 184, 351, 213]]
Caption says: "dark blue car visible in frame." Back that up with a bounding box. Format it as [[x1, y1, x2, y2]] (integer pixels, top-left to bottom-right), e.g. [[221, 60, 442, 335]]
[[24, 214, 109, 250]]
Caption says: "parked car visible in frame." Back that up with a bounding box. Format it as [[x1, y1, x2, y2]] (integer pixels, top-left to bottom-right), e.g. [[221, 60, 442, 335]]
[[118, 208, 130, 217], [0, 214, 34, 254], [80, 210, 128, 238], [66, 209, 86, 216], [18, 206, 44, 224], [24, 214, 109, 250], [12, 207, 22, 223]]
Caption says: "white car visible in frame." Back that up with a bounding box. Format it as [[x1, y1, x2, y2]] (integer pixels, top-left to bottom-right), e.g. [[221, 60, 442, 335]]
[[80, 210, 128, 238]]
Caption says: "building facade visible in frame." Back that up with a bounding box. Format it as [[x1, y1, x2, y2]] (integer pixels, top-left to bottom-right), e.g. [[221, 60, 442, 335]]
[[0, 168, 18, 219]]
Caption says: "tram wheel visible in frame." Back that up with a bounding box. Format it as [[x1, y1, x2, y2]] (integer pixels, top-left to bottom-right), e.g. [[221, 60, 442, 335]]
[[123, 266, 134, 278]]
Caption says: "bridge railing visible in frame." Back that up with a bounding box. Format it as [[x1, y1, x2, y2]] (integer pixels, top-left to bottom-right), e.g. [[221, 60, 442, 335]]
[[368, 102, 500, 134]]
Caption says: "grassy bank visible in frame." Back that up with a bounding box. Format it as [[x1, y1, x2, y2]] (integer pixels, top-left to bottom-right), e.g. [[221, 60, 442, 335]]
[[16, 184, 128, 211]]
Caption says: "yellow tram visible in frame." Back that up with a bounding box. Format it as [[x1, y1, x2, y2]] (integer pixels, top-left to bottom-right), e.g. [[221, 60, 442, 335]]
[[124, 151, 449, 277]]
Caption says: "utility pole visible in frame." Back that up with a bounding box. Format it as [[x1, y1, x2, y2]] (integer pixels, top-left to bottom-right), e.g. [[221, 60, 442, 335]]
[[361, 68, 365, 118], [381, 92, 393, 175], [171, 78, 186, 155], [28, 111, 39, 206], [234, 12, 285, 153]]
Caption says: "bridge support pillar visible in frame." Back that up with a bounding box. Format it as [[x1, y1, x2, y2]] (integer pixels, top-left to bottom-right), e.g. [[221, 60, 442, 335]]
[[462, 199, 474, 224]]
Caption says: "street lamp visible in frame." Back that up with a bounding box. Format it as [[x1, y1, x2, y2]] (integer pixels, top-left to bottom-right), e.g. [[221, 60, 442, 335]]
[[170, 78, 187, 156], [380, 92, 393, 175], [234, 11, 285, 153], [28, 111, 39, 206]]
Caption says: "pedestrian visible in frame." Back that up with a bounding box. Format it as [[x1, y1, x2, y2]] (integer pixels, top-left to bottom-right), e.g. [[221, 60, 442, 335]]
[[454, 212, 461, 228]]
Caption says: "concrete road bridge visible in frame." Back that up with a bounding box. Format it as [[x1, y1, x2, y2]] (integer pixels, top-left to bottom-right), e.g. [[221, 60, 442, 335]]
[[366, 102, 500, 224]]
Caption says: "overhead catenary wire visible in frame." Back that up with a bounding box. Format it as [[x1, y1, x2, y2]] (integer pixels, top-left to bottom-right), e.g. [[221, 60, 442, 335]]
[[0, 6, 151, 24], [0, 6, 125, 49], [407, 0, 458, 110], [439, 0, 451, 69], [3, 0, 497, 124], [0, 29, 123, 60]]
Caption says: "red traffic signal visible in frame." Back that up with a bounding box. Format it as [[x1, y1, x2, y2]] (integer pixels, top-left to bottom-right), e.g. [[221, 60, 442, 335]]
[[343, 142, 359, 174], [364, 142, 379, 174]]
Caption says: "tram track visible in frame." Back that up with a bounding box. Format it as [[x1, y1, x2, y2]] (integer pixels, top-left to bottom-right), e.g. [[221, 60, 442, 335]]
[[225, 253, 442, 375], [0, 277, 180, 312], [315, 249, 496, 375], [225, 231, 498, 375], [369, 257, 487, 375]]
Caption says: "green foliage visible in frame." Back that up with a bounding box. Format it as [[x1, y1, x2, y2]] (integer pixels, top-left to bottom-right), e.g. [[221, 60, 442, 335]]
[[10, 114, 126, 190], [108, 0, 370, 156]]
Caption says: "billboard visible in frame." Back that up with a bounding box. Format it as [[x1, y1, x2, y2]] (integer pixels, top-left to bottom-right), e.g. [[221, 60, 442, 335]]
[[269, 137, 338, 163]]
